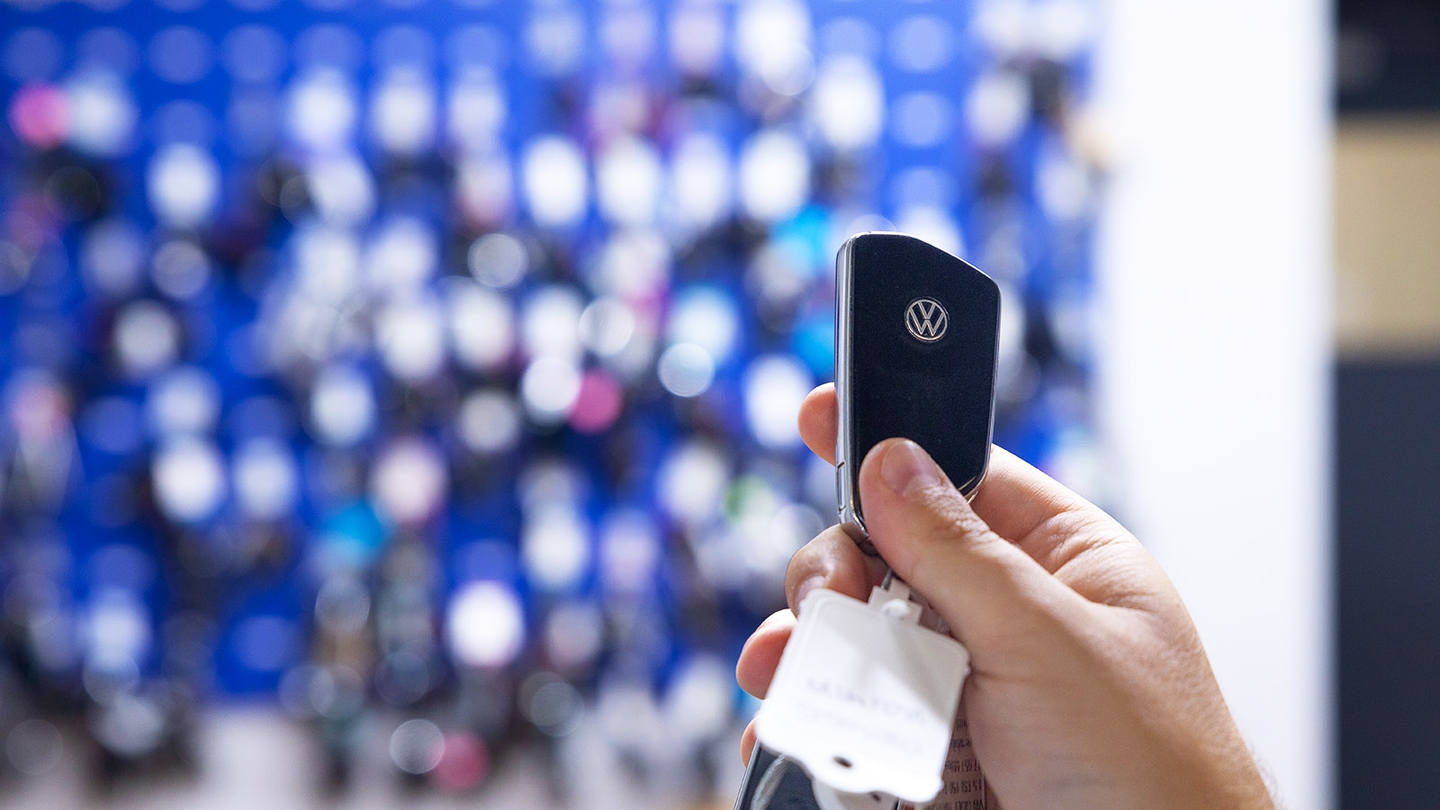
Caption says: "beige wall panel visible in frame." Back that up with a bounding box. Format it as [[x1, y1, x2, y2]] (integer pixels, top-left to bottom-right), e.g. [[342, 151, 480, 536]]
[[1336, 117, 1440, 356]]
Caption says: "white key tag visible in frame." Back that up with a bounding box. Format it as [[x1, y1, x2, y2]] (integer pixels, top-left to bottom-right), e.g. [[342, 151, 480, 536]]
[[753, 583, 971, 804]]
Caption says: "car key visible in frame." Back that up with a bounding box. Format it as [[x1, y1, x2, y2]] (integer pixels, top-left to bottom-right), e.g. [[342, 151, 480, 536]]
[[836, 231, 1001, 543], [732, 233, 1001, 810]]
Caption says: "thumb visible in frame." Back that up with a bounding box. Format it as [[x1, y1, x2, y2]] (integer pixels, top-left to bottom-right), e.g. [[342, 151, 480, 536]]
[[858, 438, 1072, 648]]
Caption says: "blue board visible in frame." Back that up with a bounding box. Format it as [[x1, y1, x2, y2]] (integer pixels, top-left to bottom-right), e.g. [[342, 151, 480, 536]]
[[0, 0, 1100, 793]]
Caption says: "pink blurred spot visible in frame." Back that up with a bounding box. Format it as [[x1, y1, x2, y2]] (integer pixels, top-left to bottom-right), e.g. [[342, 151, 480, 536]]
[[10, 378, 70, 443], [567, 370, 624, 434], [430, 731, 489, 793], [8, 85, 69, 149]]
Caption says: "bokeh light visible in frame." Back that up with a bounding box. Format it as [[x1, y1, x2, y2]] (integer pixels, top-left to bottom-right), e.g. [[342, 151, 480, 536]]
[[0, 1, 1100, 804]]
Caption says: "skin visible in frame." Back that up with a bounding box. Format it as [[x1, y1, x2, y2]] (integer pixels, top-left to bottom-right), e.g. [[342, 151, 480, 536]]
[[736, 384, 1275, 810]]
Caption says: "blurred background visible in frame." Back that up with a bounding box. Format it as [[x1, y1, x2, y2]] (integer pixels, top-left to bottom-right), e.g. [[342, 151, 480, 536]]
[[11, 0, 1434, 808], [1335, 1, 1440, 809], [0, 1, 1104, 808]]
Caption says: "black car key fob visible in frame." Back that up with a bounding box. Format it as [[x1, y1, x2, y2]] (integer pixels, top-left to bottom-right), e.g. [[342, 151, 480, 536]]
[[731, 234, 1000, 810], [835, 231, 1001, 541]]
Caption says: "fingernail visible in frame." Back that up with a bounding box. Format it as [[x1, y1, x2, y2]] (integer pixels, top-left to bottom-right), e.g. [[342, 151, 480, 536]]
[[795, 575, 825, 608], [880, 439, 943, 497]]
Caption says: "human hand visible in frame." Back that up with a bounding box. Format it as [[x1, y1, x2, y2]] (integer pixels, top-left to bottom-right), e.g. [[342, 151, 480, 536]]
[[736, 384, 1274, 810]]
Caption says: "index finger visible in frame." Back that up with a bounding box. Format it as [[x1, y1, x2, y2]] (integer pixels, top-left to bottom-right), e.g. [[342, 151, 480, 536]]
[[797, 383, 840, 465], [796, 383, 1094, 543]]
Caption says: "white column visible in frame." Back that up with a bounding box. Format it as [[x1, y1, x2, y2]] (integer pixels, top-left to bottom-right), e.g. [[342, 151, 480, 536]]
[[1094, 3, 1333, 809]]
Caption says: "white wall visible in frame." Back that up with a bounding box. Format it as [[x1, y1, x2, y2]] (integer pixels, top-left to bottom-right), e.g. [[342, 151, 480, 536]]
[[1094, 2, 1333, 809]]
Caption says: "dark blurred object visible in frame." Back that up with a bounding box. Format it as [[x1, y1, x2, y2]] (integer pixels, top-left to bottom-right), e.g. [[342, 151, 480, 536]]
[[1337, 361, 1440, 810], [1337, 0, 1440, 111]]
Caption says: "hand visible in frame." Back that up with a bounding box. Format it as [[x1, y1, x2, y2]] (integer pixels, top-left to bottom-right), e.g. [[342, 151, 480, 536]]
[[736, 384, 1274, 810]]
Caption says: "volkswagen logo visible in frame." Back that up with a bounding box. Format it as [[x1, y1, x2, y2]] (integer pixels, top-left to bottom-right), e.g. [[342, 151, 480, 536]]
[[905, 298, 949, 343]]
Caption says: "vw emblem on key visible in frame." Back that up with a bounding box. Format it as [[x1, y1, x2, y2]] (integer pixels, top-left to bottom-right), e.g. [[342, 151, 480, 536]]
[[905, 298, 949, 343]]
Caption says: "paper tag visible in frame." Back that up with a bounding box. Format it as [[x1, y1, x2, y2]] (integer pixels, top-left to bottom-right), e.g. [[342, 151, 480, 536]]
[[754, 587, 971, 803]]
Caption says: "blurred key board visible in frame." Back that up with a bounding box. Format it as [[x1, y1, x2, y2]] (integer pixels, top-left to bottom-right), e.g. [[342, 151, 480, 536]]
[[0, 0, 1101, 797]]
